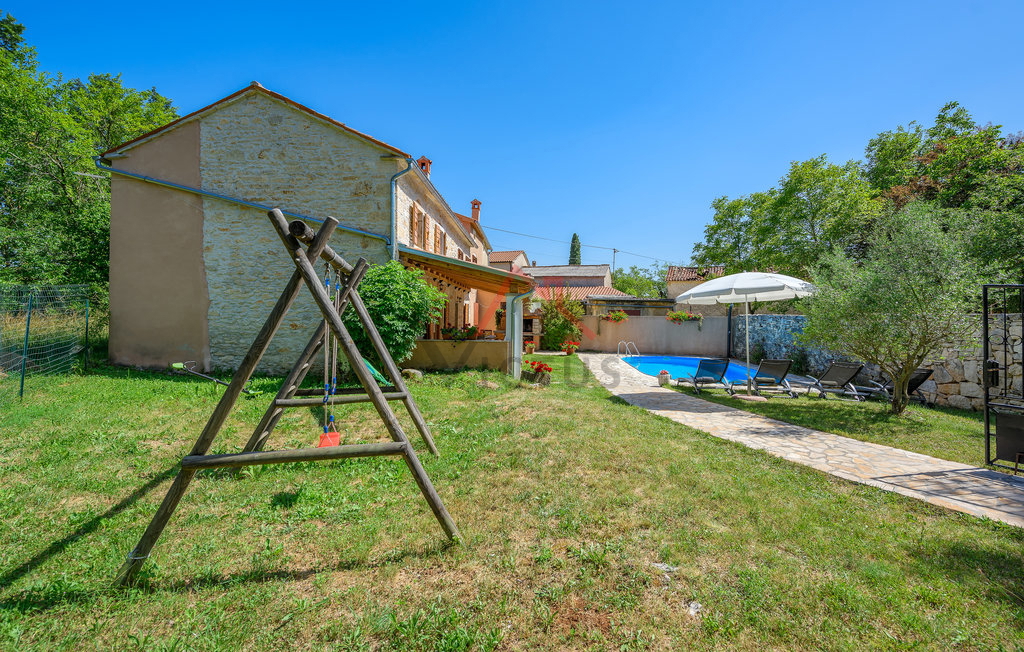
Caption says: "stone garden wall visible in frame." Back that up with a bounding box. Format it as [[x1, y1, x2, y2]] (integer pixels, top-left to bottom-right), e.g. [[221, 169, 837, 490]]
[[739, 313, 1013, 411]]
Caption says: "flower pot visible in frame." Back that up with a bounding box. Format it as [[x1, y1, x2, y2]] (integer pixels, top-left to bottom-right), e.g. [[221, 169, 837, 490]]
[[522, 370, 551, 386], [658, 372, 671, 386]]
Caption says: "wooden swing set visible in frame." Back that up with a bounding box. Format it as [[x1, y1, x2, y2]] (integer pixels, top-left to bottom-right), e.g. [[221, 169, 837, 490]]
[[115, 209, 460, 586]]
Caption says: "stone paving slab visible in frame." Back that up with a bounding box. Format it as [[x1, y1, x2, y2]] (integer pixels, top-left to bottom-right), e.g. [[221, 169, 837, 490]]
[[579, 353, 1024, 528]]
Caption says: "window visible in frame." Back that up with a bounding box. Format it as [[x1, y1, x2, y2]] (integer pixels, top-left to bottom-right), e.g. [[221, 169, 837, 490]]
[[409, 206, 420, 247], [417, 210, 427, 247], [434, 225, 442, 254], [471, 255, 478, 264]]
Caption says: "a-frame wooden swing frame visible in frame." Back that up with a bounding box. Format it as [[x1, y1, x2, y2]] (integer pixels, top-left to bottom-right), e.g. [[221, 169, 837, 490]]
[[115, 209, 460, 586]]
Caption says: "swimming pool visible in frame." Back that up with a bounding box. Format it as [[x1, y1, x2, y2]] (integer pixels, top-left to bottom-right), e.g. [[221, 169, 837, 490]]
[[622, 355, 755, 383]]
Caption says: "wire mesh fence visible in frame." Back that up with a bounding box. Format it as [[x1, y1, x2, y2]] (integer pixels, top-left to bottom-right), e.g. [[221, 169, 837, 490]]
[[0, 285, 90, 404]]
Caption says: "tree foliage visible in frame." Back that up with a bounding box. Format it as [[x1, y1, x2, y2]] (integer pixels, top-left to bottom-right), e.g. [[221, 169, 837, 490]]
[[692, 156, 879, 278], [539, 290, 583, 350], [342, 261, 446, 366], [612, 263, 669, 298], [568, 233, 581, 265], [694, 102, 1024, 281], [801, 204, 978, 414], [0, 12, 177, 294]]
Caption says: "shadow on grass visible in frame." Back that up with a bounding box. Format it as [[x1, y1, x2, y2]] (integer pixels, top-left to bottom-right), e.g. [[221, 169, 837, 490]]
[[0, 466, 178, 592], [0, 539, 458, 613]]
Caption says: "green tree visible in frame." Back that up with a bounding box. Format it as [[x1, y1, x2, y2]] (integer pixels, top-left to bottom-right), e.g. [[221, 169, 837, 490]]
[[342, 261, 446, 366], [612, 263, 670, 298], [539, 290, 583, 350], [692, 156, 878, 277], [801, 203, 978, 415], [0, 14, 176, 291], [568, 233, 581, 265]]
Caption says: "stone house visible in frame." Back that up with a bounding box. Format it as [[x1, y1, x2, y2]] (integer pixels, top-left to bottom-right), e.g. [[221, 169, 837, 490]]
[[522, 264, 640, 316], [487, 250, 529, 273], [102, 82, 531, 373], [667, 266, 728, 317]]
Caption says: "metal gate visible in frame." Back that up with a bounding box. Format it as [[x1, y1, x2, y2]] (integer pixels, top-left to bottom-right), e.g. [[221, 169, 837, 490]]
[[983, 284, 1024, 472]]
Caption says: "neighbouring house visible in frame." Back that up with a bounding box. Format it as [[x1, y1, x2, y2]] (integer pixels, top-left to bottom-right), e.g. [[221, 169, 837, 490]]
[[523, 264, 638, 315], [667, 265, 728, 316], [103, 82, 532, 374], [488, 250, 529, 273]]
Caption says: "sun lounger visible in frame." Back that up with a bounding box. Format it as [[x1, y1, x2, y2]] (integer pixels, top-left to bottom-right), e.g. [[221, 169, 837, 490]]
[[859, 367, 934, 405], [806, 361, 866, 401], [727, 359, 798, 398], [676, 357, 730, 394]]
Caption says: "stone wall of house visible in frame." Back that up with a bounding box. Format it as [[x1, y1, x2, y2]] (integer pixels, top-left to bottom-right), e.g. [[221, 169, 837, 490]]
[[395, 176, 474, 257], [199, 91, 395, 372]]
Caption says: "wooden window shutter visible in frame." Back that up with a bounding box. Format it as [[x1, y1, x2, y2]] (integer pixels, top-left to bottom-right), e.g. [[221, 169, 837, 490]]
[[441, 232, 447, 255], [434, 225, 442, 254], [410, 207, 419, 247]]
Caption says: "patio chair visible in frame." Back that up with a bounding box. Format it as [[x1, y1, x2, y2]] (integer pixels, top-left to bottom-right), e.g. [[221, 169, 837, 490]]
[[676, 357, 730, 394], [727, 359, 798, 398], [806, 361, 866, 401], [859, 367, 934, 406]]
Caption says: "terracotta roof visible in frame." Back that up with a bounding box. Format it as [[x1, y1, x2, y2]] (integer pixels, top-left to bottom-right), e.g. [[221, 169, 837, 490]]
[[102, 82, 411, 158], [532, 286, 631, 301], [488, 250, 526, 263], [666, 265, 725, 282], [522, 264, 610, 278]]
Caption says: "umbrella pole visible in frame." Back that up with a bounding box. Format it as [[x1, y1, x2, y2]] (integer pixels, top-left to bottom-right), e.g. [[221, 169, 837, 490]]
[[745, 301, 751, 394]]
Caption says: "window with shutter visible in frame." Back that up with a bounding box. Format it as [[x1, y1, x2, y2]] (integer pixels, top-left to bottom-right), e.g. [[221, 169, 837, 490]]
[[434, 225, 442, 254], [410, 206, 419, 247]]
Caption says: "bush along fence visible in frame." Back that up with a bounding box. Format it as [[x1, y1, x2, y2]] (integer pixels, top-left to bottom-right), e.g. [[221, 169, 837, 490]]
[[0, 285, 91, 402]]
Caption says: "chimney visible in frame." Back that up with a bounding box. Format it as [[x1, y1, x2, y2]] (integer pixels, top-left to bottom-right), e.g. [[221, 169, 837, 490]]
[[470, 199, 481, 221], [532, 260, 537, 266], [417, 156, 432, 177]]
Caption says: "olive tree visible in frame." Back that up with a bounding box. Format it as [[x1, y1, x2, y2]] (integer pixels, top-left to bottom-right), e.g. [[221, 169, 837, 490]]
[[801, 203, 978, 414]]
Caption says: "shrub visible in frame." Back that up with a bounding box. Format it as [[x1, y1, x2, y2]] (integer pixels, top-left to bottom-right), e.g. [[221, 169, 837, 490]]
[[342, 261, 446, 366], [539, 291, 583, 351]]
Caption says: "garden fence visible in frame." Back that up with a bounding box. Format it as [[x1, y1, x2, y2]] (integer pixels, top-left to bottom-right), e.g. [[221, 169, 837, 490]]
[[0, 285, 90, 404]]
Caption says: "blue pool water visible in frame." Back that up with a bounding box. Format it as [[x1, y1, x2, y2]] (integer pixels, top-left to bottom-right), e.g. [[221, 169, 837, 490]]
[[622, 355, 755, 383]]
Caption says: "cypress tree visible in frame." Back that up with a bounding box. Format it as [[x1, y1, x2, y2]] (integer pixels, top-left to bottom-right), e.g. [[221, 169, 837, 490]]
[[569, 233, 582, 265]]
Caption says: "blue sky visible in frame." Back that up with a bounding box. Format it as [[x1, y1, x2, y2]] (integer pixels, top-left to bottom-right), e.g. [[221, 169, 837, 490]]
[[8, 0, 1023, 268]]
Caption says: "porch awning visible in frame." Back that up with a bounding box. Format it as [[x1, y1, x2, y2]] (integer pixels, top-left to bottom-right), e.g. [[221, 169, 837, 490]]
[[398, 245, 534, 295]]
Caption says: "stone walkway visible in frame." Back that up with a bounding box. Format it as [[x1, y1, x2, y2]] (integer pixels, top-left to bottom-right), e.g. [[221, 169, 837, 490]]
[[579, 353, 1024, 528]]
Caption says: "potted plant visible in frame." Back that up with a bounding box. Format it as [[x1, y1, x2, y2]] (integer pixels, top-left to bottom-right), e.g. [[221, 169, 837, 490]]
[[440, 325, 479, 342], [657, 369, 671, 386], [561, 340, 580, 355], [666, 310, 703, 329], [522, 360, 553, 385], [601, 310, 630, 323], [524, 341, 536, 354]]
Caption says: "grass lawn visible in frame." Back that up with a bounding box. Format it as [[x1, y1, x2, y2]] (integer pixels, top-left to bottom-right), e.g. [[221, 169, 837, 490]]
[[1, 355, 1022, 650], [665, 383, 987, 470]]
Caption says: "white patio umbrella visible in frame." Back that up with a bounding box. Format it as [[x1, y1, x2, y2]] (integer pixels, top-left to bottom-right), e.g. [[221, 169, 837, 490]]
[[675, 272, 815, 392]]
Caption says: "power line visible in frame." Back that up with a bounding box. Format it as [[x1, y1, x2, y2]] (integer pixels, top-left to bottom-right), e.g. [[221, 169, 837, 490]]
[[481, 223, 675, 264]]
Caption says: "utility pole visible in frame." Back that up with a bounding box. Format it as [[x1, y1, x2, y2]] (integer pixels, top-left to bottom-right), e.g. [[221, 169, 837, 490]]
[[611, 248, 618, 279]]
